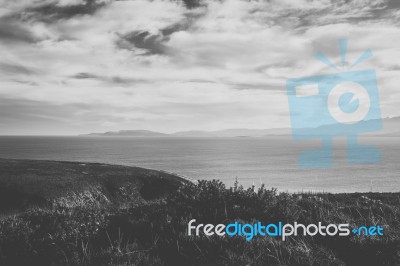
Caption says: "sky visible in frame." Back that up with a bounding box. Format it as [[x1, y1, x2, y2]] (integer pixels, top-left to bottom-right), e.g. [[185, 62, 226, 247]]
[[0, 0, 400, 135]]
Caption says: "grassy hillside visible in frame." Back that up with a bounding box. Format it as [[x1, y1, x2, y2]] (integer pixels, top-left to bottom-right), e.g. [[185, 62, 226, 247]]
[[0, 159, 185, 213], [0, 159, 399, 265]]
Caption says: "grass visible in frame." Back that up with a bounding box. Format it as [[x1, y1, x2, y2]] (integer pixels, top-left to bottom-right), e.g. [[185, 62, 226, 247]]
[[0, 159, 399, 265], [0, 159, 184, 212]]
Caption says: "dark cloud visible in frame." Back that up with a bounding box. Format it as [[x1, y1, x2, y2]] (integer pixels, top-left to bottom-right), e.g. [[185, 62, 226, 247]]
[[70, 72, 149, 86], [116, 10, 203, 55], [261, 0, 400, 32], [181, 0, 203, 9], [161, 23, 188, 36], [23, 0, 107, 22], [71, 72, 99, 79], [0, 0, 108, 44], [0, 17, 38, 43], [117, 31, 166, 54]]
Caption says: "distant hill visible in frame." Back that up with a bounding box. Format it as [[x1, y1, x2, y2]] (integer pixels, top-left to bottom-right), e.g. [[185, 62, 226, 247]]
[[174, 128, 290, 137], [83, 128, 291, 138], [82, 117, 400, 138], [82, 130, 169, 137]]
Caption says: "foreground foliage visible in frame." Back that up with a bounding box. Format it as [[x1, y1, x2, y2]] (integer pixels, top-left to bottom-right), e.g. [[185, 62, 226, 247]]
[[0, 180, 399, 266]]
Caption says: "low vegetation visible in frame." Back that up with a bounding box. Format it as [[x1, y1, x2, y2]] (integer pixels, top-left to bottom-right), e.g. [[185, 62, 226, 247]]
[[0, 160, 399, 265], [0, 159, 184, 213]]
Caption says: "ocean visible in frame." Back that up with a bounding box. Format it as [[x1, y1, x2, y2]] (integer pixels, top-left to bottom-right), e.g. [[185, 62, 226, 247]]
[[0, 136, 398, 193]]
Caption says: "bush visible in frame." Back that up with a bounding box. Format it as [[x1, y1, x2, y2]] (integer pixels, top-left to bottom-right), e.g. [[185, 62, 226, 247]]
[[0, 180, 399, 265]]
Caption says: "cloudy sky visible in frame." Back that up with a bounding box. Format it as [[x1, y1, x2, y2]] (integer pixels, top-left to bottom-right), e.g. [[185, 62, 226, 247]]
[[0, 0, 399, 135]]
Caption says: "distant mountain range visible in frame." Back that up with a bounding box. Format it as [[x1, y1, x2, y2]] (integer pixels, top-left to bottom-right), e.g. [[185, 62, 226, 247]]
[[83, 130, 168, 137], [81, 117, 400, 137], [81, 128, 290, 137], [173, 128, 290, 137]]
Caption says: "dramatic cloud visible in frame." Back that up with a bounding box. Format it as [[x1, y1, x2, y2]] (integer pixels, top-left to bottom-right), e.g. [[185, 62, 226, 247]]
[[0, 0, 399, 135]]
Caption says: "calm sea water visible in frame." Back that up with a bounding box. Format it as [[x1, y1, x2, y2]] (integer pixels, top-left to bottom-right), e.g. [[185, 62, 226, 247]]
[[0, 136, 399, 193]]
